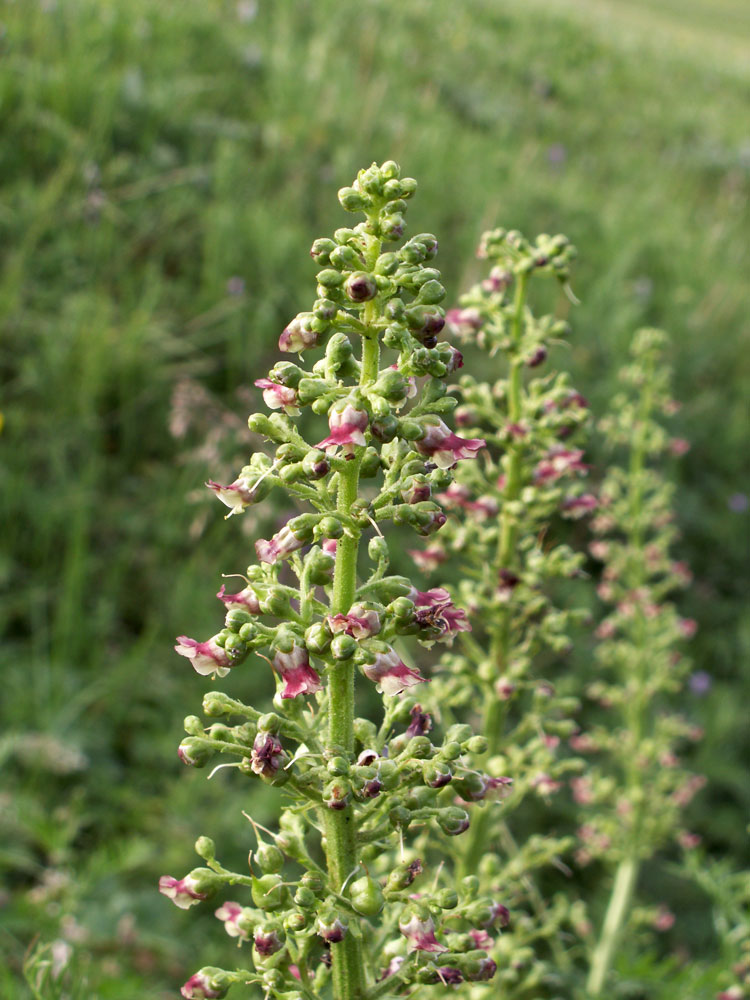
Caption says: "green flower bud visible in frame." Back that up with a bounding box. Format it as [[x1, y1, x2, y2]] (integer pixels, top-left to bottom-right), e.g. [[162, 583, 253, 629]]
[[389, 805, 411, 829], [251, 873, 286, 911], [359, 447, 381, 477], [296, 377, 329, 404], [338, 186, 369, 212], [310, 238, 336, 263], [202, 691, 234, 718], [318, 516, 344, 539], [400, 177, 417, 198], [334, 227, 358, 245], [301, 448, 330, 480], [380, 214, 406, 242], [385, 297, 406, 322], [258, 713, 282, 734], [239, 622, 259, 642], [256, 843, 284, 874], [388, 596, 415, 622], [385, 857, 423, 893], [184, 715, 203, 736], [350, 874, 384, 917], [285, 911, 309, 932], [368, 535, 389, 565], [436, 888, 459, 909], [186, 867, 224, 895], [195, 836, 216, 862], [466, 735, 488, 754], [417, 279, 446, 305], [446, 724, 473, 746], [314, 297, 338, 320], [305, 622, 331, 655], [178, 737, 211, 768], [438, 807, 471, 836], [398, 418, 424, 441], [317, 268, 345, 288], [331, 634, 357, 660], [225, 609, 254, 633], [371, 414, 399, 442], [406, 786, 438, 809], [259, 588, 290, 617], [327, 756, 350, 776], [376, 252, 400, 276], [461, 875, 480, 896], [299, 871, 324, 895]]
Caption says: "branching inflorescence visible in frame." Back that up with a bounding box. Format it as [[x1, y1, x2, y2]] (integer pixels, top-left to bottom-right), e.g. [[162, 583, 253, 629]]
[[160, 163, 507, 1000]]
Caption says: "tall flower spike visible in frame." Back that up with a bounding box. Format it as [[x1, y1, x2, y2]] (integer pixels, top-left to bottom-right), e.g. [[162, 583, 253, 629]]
[[165, 163, 498, 1000]]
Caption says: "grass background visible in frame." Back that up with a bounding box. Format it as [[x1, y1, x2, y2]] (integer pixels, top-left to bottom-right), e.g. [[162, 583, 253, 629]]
[[1, 0, 748, 996]]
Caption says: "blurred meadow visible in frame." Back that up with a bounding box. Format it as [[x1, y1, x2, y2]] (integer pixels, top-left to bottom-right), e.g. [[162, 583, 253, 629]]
[[1, 0, 748, 996]]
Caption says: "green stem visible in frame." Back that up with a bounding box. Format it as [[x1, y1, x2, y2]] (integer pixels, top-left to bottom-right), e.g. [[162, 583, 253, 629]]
[[586, 358, 655, 996], [586, 855, 638, 996], [323, 239, 381, 1000]]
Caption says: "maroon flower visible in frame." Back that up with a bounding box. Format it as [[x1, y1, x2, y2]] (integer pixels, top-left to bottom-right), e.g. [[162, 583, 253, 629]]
[[561, 493, 598, 518], [534, 447, 587, 484], [327, 603, 381, 639], [399, 912, 446, 953], [251, 732, 285, 778], [406, 704, 433, 737], [273, 645, 322, 699], [215, 901, 250, 940], [278, 314, 318, 353], [254, 927, 283, 955], [361, 647, 425, 696], [416, 418, 485, 469], [411, 587, 471, 644], [206, 476, 260, 516], [445, 306, 483, 338], [174, 636, 232, 678], [407, 544, 446, 573], [180, 971, 227, 1000], [317, 402, 369, 454], [159, 875, 208, 910], [254, 378, 300, 415], [216, 583, 260, 614], [255, 522, 306, 564]]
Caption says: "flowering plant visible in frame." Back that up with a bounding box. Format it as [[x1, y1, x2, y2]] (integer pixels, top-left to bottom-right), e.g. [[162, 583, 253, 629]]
[[161, 163, 504, 1000]]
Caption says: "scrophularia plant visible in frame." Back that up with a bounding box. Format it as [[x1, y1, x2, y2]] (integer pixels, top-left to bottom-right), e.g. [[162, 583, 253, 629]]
[[577, 328, 704, 995], [160, 162, 507, 1000], [407, 228, 593, 995]]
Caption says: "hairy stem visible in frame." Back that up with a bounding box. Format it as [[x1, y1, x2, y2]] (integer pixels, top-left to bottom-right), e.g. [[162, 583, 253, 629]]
[[324, 238, 381, 1000]]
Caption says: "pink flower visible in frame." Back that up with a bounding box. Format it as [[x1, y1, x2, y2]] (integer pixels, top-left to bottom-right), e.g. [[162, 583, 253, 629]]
[[406, 704, 432, 737], [254, 378, 300, 415], [678, 617, 698, 639], [317, 402, 369, 454], [469, 929, 494, 949], [669, 437, 691, 456], [399, 912, 446, 953], [322, 538, 338, 556], [254, 927, 284, 955], [445, 306, 484, 338], [361, 647, 425, 696], [180, 971, 227, 1000], [159, 874, 207, 909], [273, 645, 322, 699], [327, 603, 381, 639], [534, 447, 588, 484], [410, 587, 471, 644], [561, 493, 598, 518], [214, 901, 249, 940], [407, 544, 446, 573], [653, 906, 675, 931], [278, 313, 318, 353], [206, 476, 259, 516], [416, 418, 485, 469], [251, 732, 285, 778], [216, 583, 260, 614], [255, 522, 306, 564], [174, 636, 232, 677]]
